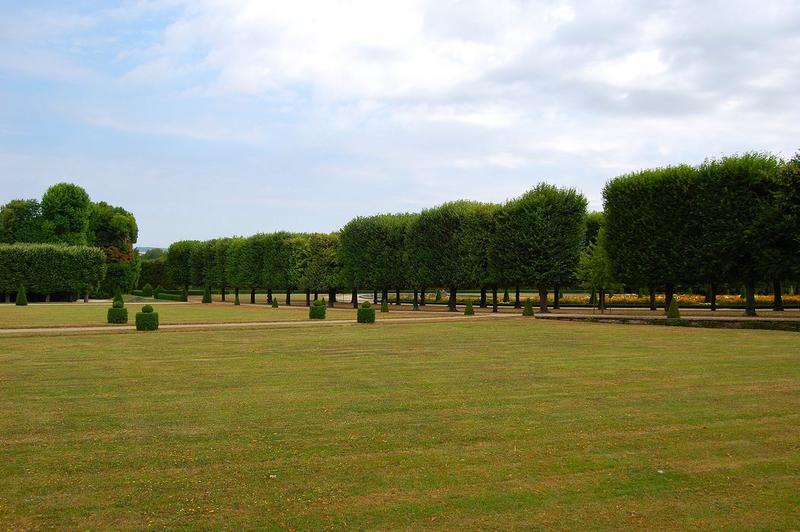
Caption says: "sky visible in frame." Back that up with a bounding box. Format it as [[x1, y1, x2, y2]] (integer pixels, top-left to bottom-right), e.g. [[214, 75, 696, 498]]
[[1, 1, 799, 247]]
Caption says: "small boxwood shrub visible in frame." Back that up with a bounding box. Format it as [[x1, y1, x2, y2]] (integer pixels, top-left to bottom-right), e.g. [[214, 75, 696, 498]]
[[667, 297, 681, 319], [202, 286, 212, 304], [523, 298, 535, 317], [357, 301, 376, 323], [271, 298, 279, 308], [16, 285, 28, 306], [381, 300, 389, 313], [142, 283, 153, 297], [309, 299, 326, 319], [107, 307, 128, 324], [136, 305, 159, 331], [435, 289, 442, 302], [464, 300, 474, 316], [113, 288, 124, 307], [181, 287, 189, 302]]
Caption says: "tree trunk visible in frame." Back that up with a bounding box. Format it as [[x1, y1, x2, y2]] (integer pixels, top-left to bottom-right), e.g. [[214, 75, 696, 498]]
[[649, 286, 656, 311], [250, 288, 256, 304], [395, 288, 400, 306], [773, 279, 784, 311], [314, 290, 318, 301], [382, 288, 389, 304], [553, 285, 560, 309], [306, 289, 311, 307], [537, 286, 549, 313], [599, 288, 606, 313], [351, 288, 358, 308], [744, 280, 757, 317], [267, 288, 273, 304], [664, 283, 675, 315], [373, 289, 378, 304], [413, 289, 419, 310], [479, 287, 487, 308], [492, 287, 498, 313], [286, 289, 292, 306], [710, 283, 717, 311], [589, 289, 596, 306], [448, 287, 457, 312], [235, 287, 240, 302], [514, 286, 521, 309], [83, 292, 89, 303], [328, 288, 335, 308], [420, 288, 426, 306]]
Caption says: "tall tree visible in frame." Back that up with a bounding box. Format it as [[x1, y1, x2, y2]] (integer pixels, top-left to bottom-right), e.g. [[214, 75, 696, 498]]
[[40, 183, 91, 245]]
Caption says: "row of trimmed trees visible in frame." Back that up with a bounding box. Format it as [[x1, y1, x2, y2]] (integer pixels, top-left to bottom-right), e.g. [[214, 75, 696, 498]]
[[166, 184, 589, 312], [602, 151, 800, 315]]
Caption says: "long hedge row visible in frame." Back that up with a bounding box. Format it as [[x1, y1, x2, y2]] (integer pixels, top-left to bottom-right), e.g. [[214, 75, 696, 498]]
[[0, 243, 107, 300], [166, 184, 588, 312], [604, 152, 800, 315]]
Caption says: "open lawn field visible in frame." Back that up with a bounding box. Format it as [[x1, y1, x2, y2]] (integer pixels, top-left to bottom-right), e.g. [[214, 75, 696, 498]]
[[1, 319, 798, 529], [0, 302, 416, 329]]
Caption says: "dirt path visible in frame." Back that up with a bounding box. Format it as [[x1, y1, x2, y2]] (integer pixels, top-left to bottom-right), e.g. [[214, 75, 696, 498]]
[[0, 312, 521, 336]]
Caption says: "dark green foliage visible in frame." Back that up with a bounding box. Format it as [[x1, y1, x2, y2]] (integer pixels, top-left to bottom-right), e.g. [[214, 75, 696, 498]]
[[584, 211, 604, 248], [357, 301, 376, 323], [464, 300, 474, 316], [381, 299, 389, 313], [523, 298, 534, 316], [271, 298, 279, 308], [98, 260, 141, 298], [142, 283, 153, 297], [135, 308, 159, 331], [0, 243, 106, 298], [503, 288, 509, 303], [139, 258, 168, 290], [303, 233, 342, 296], [309, 299, 326, 319], [40, 183, 91, 245], [667, 297, 681, 319], [0, 199, 50, 243], [16, 285, 27, 306], [202, 286, 212, 304], [112, 288, 124, 306], [140, 248, 165, 260], [435, 289, 442, 302], [154, 285, 163, 297], [166, 240, 197, 291], [154, 292, 183, 302], [107, 307, 128, 324], [112, 298, 124, 309]]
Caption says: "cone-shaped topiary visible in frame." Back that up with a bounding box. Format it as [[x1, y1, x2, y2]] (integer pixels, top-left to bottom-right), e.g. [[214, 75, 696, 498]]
[[112, 298, 124, 309], [142, 283, 153, 297], [464, 300, 475, 316], [523, 298, 535, 317], [435, 289, 442, 302], [272, 298, 279, 308], [234, 292, 240, 305], [309, 298, 327, 319], [154, 285, 163, 298], [16, 285, 28, 306], [357, 301, 376, 323], [667, 296, 681, 319], [136, 304, 158, 330], [381, 299, 389, 313], [181, 287, 188, 302], [503, 288, 510, 303], [202, 286, 212, 304], [113, 288, 124, 307]]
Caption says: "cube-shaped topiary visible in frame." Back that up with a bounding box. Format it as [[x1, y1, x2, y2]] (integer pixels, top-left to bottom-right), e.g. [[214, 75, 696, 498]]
[[380, 300, 389, 313], [136, 304, 159, 331], [142, 283, 153, 297], [202, 286, 212, 304], [16, 285, 28, 306], [107, 307, 128, 324], [309, 298, 327, 319], [667, 297, 681, 319], [522, 298, 535, 317], [357, 301, 376, 323], [464, 300, 475, 316]]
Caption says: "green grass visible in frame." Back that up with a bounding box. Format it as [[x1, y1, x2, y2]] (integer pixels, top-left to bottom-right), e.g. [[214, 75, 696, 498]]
[[0, 302, 416, 329], [1, 320, 798, 529]]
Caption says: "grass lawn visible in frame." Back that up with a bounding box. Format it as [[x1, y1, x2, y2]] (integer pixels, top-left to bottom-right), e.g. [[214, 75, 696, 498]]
[[0, 302, 416, 329], [1, 320, 798, 529]]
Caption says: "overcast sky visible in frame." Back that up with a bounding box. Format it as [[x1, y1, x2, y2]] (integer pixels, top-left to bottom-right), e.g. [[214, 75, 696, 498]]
[[1, 1, 799, 246]]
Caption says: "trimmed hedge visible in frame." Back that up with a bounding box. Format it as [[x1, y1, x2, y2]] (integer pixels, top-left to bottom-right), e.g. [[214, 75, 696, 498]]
[[0, 243, 106, 298], [142, 283, 153, 297], [107, 307, 128, 324], [154, 292, 183, 301], [309, 299, 326, 319], [136, 305, 158, 331], [357, 301, 376, 323]]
